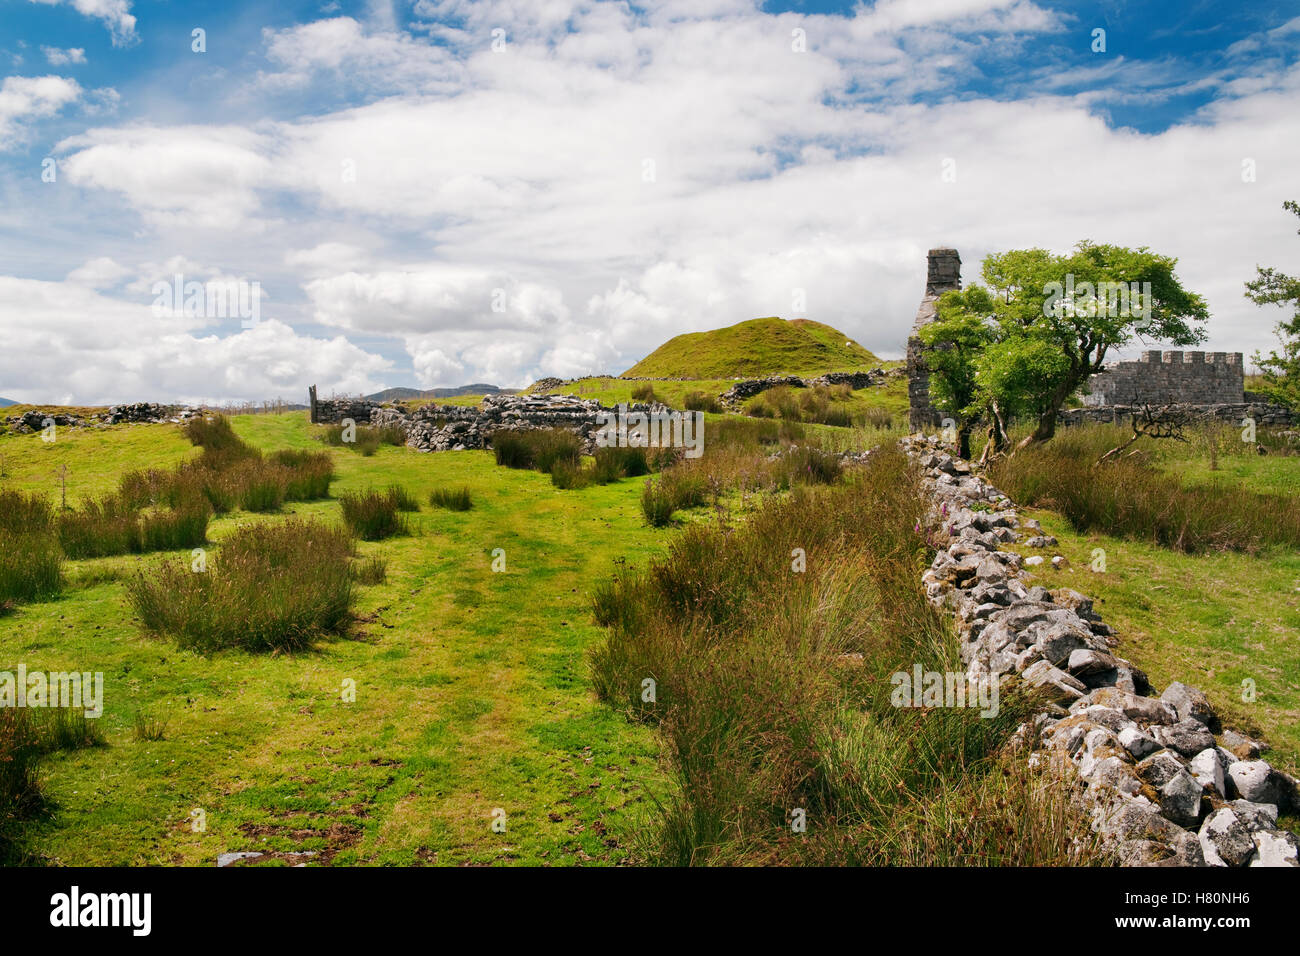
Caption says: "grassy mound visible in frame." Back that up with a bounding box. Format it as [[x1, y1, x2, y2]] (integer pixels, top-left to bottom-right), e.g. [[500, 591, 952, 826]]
[[623, 317, 879, 379]]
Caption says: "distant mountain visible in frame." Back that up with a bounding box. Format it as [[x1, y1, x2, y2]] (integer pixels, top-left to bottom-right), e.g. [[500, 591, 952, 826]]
[[624, 317, 880, 379], [365, 383, 517, 402], [0, 397, 16, 407]]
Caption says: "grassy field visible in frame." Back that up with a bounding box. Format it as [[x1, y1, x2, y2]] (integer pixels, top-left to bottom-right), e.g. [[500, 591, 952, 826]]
[[1007, 509, 1300, 777], [0, 413, 676, 865], [4, 404, 1296, 865], [996, 424, 1300, 777]]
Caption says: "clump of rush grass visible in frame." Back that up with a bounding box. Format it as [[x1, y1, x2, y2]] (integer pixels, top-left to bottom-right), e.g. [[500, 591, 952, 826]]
[[683, 391, 722, 414], [491, 428, 582, 475], [0, 489, 54, 534], [387, 484, 420, 512], [593, 448, 1107, 866], [339, 489, 409, 541], [550, 459, 592, 490], [350, 555, 388, 585], [127, 518, 355, 652], [132, 712, 168, 742], [988, 425, 1300, 554], [0, 532, 63, 604], [428, 486, 473, 511]]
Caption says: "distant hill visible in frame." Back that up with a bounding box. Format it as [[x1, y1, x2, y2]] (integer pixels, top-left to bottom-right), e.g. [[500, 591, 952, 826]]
[[365, 383, 516, 402], [623, 317, 880, 379], [0, 397, 16, 408]]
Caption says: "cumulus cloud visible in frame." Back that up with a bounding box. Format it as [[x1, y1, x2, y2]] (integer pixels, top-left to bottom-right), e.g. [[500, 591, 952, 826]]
[[0, 74, 81, 149], [0, 276, 389, 404], [257, 17, 462, 94], [56, 125, 276, 229], [14, 1, 1300, 395], [30, 0, 137, 47], [66, 256, 130, 288], [41, 46, 86, 66]]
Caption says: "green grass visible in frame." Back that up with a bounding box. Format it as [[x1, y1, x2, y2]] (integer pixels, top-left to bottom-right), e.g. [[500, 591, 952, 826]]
[[594, 451, 1103, 865], [1005, 508, 1300, 778], [0, 411, 669, 865], [992, 422, 1300, 777], [623, 316, 880, 378]]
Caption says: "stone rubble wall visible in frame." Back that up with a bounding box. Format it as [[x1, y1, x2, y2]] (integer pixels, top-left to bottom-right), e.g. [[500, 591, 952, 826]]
[[3, 403, 197, 433], [318, 393, 668, 453], [903, 434, 1300, 867], [1060, 402, 1295, 428], [718, 369, 885, 409]]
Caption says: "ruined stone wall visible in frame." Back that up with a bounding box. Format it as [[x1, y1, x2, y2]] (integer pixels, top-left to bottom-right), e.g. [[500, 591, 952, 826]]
[[906, 248, 962, 430], [1060, 402, 1293, 428], [905, 434, 1300, 866], [1085, 351, 1244, 407]]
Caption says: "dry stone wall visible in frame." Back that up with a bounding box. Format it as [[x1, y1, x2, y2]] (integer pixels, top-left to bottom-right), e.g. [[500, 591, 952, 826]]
[[719, 369, 885, 409], [317, 393, 666, 453], [904, 434, 1300, 866]]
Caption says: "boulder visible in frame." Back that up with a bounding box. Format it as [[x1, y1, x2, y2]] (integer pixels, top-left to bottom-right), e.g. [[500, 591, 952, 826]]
[[1158, 769, 1205, 827], [1188, 748, 1226, 797], [1151, 719, 1216, 758], [1198, 809, 1255, 867], [1228, 760, 1280, 804], [1160, 682, 1220, 732]]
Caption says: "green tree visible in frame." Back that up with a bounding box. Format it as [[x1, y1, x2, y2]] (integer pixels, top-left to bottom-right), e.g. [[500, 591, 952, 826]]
[[980, 241, 1209, 447], [1245, 200, 1300, 412], [918, 287, 996, 458]]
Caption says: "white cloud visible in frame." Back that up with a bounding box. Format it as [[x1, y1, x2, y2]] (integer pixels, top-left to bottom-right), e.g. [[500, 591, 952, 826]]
[[56, 125, 275, 229], [0, 74, 81, 149], [66, 256, 130, 288], [257, 17, 462, 93], [41, 46, 87, 66], [0, 276, 389, 404], [16, 2, 1300, 394], [30, 0, 137, 47]]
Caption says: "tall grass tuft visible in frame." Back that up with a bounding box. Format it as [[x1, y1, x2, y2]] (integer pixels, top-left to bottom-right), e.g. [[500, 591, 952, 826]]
[[350, 555, 388, 585], [387, 484, 420, 512], [0, 489, 54, 534], [989, 427, 1300, 553], [0, 707, 42, 843], [550, 459, 592, 489], [339, 489, 409, 540], [683, 390, 722, 413], [491, 428, 583, 475], [0, 532, 63, 603], [594, 449, 1104, 865], [127, 519, 354, 652], [56, 495, 140, 558], [428, 486, 473, 511]]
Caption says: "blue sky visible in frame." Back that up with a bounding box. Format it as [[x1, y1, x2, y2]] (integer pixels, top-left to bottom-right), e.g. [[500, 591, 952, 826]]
[[1, 0, 1299, 403]]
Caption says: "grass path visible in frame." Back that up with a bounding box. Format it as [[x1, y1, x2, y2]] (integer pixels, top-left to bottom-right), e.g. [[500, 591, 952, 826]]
[[0, 413, 669, 865]]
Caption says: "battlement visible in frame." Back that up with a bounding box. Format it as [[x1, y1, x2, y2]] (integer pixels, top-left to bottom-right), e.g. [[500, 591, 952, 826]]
[[1137, 350, 1241, 366], [1084, 351, 1244, 407]]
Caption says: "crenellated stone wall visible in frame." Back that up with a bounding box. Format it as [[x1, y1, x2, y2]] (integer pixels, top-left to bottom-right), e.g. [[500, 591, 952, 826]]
[[1085, 351, 1244, 407]]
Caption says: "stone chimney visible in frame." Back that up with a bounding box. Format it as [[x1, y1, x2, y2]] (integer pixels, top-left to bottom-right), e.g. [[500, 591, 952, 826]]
[[907, 248, 962, 430]]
